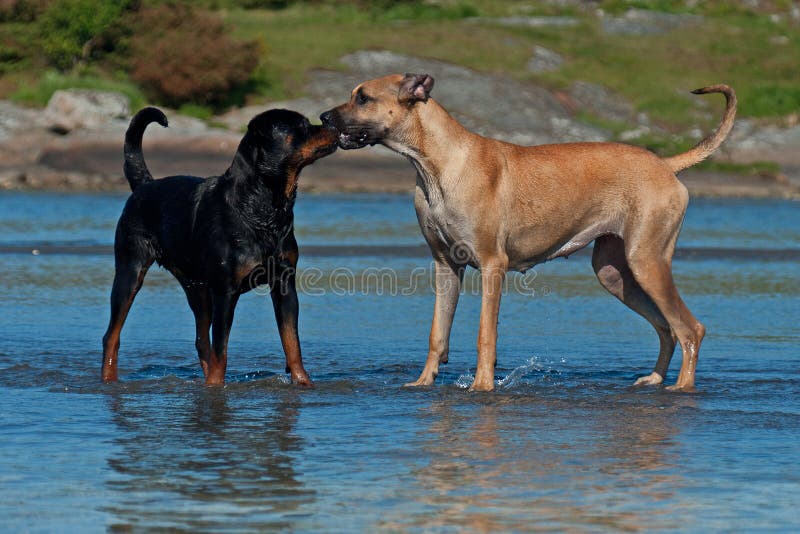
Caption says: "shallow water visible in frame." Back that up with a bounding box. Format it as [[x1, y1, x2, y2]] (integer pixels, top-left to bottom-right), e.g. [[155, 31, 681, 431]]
[[0, 192, 799, 531]]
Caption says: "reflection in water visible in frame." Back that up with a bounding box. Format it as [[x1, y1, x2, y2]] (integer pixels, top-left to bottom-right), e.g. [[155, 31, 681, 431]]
[[380, 393, 692, 532], [103, 386, 314, 531]]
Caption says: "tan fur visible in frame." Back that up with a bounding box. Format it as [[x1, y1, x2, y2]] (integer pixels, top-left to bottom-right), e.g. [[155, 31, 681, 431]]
[[325, 75, 735, 391], [664, 85, 737, 172]]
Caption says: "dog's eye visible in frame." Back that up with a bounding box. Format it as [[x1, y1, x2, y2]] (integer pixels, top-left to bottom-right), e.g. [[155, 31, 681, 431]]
[[356, 91, 371, 106]]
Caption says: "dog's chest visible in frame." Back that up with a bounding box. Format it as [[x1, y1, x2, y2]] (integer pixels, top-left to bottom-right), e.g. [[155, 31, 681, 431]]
[[414, 187, 477, 266]]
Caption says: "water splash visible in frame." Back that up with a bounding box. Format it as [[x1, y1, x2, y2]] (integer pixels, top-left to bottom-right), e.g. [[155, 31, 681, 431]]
[[454, 356, 566, 390], [454, 373, 474, 389]]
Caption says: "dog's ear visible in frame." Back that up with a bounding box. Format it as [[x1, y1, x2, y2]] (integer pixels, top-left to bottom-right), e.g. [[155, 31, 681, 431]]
[[247, 115, 270, 139], [398, 73, 434, 104]]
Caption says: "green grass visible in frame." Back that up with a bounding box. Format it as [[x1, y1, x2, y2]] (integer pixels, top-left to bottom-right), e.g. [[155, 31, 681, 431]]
[[514, 13, 800, 125], [10, 70, 146, 108], [220, 2, 800, 130], [177, 103, 215, 121], [695, 159, 782, 176], [1, 0, 798, 143]]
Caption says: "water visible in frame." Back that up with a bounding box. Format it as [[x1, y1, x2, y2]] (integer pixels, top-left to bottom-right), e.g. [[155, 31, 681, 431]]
[[0, 192, 798, 531]]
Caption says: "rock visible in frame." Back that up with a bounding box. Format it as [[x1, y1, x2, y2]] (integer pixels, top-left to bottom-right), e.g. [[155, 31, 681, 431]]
[[44, 90, 130, 134], [568, 81, 637, 124], [0, 168, 25, 189], [727, 121, 800, 164], [470, 16, 579, 28], [601, 9, 702, 35], [0, 101, 45, 141], [619, 125, 651, 141], [308, 50, 608, 145], [216, 98, 325, 131], [526, 45, 564, 73]]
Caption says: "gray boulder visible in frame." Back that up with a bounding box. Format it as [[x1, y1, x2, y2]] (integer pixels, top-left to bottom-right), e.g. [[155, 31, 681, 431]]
[[44, 90, 130, 134], [0, 100, 45, 141], [307, 50, 608, 145], [527, 45, 565, 74], [601, 9, 702, 35], [568, 81, 636, 124]]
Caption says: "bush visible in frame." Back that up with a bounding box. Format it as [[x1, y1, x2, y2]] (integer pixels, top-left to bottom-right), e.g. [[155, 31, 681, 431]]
[[38, 0, 133, 70], [198, 0, 295, 8], [128, 4, 260, 108], [0, 0, 49, 22]]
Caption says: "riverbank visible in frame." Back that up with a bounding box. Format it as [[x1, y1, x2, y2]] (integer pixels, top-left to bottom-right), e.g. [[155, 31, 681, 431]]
[[2, 141, 798, 199], [2, 50, 799, 198]]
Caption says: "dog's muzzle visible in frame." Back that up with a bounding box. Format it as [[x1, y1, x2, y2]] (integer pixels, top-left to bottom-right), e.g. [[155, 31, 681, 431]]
[[320, 110, 370, 150]]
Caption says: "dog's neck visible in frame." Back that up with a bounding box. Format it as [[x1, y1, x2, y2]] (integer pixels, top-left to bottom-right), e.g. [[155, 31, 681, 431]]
[[226, 139, 296, 205], [384, 99, 477, 203], [220, 142, 296, 240]]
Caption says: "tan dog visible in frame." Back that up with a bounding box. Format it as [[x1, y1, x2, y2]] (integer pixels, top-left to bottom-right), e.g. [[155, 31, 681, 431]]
[[321, 74, 736, 392]]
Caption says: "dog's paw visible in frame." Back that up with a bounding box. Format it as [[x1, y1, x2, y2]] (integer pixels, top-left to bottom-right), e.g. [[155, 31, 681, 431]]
[[665, 382, 696, 392], [633, 372, 663, 386], [292, 373, 314, 388], [468, 380, 495, 393], [403, 376, 435, 387]]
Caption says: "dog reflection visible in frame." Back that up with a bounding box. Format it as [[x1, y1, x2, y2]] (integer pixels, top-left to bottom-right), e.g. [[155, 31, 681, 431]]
[[384, 394, 690, 532], [103, 388, 314, 530]]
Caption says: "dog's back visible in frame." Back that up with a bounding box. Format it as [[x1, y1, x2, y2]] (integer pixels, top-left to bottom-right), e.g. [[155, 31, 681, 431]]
[[119, 109, 220, 273]]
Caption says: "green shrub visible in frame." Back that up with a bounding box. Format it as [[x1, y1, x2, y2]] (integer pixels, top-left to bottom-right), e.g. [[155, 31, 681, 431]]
[[128, 4, 261, 108], [0, 0, 49, 22], [199, 0, 296, 8], [37, 0, 134, 70]]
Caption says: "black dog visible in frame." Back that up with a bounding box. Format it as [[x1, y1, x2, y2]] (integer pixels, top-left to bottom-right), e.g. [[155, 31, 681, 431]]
[[101, 107, 337, 385]]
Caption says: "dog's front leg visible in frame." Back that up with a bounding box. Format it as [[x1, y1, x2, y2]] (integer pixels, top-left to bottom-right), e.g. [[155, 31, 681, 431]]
[[183, 286, 212, 380], [271, 267, 313, 387], [471, 262, 507, 392], [206, 290, 239, 385], [405, 258, 464, 387]]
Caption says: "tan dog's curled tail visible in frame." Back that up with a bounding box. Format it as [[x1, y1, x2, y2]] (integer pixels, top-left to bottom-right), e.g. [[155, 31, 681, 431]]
[[663, 84, 737, 173]]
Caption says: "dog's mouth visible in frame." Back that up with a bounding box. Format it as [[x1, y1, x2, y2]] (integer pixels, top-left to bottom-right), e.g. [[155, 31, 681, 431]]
[[302, 127, 339, 161], [337, 131, 370, 150], [314, 140, 338, 157], [319, 110, 375, 150]]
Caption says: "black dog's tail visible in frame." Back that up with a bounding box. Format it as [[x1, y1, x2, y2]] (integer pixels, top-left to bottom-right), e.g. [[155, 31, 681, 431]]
[[124, 107, 168, 191]]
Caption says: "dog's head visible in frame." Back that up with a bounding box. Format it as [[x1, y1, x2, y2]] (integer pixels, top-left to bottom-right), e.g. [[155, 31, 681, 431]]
[[319, 73, 434, 150], [244, 109, 338, 175]]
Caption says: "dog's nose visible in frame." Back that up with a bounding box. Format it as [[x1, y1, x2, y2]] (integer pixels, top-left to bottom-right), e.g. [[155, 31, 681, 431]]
[[319, 111, 333, 126]]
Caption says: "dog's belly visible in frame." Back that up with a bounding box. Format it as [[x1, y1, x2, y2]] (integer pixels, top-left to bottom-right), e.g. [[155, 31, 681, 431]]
[[507, 219, 623, 272]]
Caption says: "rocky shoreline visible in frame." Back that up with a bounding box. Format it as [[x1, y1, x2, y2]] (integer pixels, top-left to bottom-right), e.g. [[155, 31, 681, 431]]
[[2, 51, 798, 198]]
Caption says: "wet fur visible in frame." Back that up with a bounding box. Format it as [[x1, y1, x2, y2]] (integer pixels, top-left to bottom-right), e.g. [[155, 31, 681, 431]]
[[322, 74, 736, 392], [102, 107, 337, 385]]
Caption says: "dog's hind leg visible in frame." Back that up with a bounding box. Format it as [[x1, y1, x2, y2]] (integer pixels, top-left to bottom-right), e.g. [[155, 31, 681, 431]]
[[184, 286, 212, 380], [625, 190, 705, 391], [206, 290, 239, 385], [102, 250, 152, 382], [627, 256, 705, 391], [592, 235, 676, 386]]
